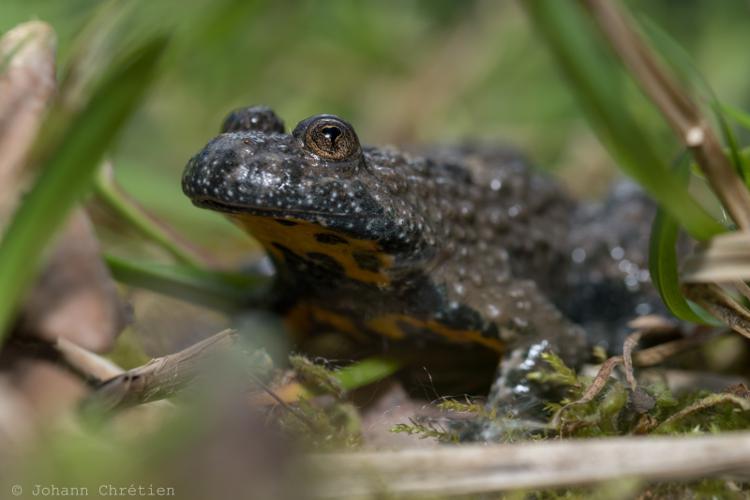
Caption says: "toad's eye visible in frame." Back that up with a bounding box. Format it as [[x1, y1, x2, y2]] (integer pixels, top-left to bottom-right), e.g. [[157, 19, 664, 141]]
[[294, 115, 361, 161]]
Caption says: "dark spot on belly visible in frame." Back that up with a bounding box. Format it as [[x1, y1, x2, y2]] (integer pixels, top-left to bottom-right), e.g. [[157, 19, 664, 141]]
[[272, 242, 292, 253], [352, 251, 381, 272], [306, 252, 345, 275], [271, 243, 306, 275], [314, 232, 348, 245], [272, 242, 302, 264], [274, 218, 298, 226]]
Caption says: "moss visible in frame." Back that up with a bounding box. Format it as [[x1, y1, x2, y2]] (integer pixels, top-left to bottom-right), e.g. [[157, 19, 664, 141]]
[[391, 419, 460, 443], [528, 352, 582, 392], [279, 397, 362, 450], [289, 354, 344, 397], [545, 355, 750, 438], [407, 352, 750, 443]]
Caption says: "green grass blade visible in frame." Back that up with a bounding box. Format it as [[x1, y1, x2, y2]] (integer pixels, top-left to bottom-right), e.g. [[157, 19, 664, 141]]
[[0, 38, 167, 340], [721, 103, 750, 133], [649, 155, 721, 325], [525, 0, 725, 241], [713, 104, 747, 184], [334, 356, 402, 391], [105, 254, 269, 312], [649, 207, 708, 324]]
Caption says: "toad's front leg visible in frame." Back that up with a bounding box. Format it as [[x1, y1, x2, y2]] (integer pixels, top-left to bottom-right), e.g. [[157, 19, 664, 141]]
[[480, 280, 588, 420]]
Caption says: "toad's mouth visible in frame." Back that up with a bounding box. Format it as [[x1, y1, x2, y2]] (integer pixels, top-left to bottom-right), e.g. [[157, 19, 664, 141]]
[[191, 196, 351, 221]]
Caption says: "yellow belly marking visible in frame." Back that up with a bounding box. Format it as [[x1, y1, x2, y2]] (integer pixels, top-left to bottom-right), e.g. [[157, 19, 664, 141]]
[[366, 314, 504, 353], [283, 303, 368, 342], [285, 304, 503, 353], [230, 214, 393, 286]]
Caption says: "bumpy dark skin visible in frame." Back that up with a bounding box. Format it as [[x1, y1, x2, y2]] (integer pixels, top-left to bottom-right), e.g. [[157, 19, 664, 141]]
[[182, 105, 662, 414]]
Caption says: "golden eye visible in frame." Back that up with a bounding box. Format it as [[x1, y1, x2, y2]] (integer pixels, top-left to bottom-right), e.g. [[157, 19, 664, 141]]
[[296, 115, 361, 161]]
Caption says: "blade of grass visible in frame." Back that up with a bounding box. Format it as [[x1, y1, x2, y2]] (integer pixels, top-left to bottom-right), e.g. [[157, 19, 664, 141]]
[[0, 38, 167, 341], [105, 254, 269, 312], [649, 154, 709, 323], [713, 105, 747, 184], [524, 0, 724, 240], [650, 209, 709, 324], [721, 104, 750, 134], [334, 356, 402, 392]]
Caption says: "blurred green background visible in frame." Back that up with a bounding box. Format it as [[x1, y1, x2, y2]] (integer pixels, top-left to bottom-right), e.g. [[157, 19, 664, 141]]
[[2, 0, 750, 258]]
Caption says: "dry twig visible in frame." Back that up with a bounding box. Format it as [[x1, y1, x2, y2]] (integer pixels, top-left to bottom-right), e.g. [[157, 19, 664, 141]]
[[683, 284, 750, 339], [55, 337, 125, 382], [83, 329, 241, 411], [631, 326, 718, 366], [307, 432, 750, 497], [552, 355, 623, 428], [554, 320, 684, 425]]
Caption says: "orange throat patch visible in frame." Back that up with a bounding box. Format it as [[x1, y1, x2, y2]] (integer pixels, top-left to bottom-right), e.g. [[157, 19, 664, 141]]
[[229, 213, 394, 287]]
